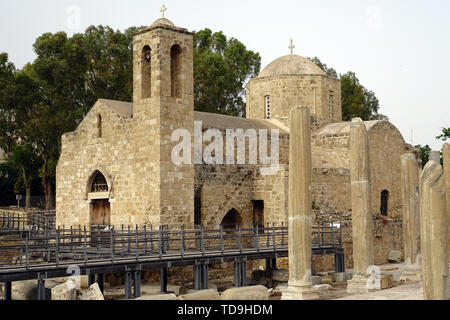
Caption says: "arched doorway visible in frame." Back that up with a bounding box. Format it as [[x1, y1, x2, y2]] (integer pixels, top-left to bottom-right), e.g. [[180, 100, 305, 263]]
[[380, 190, 389, 217], [221, 208, 242, 230], [90, 171, 111, 226]]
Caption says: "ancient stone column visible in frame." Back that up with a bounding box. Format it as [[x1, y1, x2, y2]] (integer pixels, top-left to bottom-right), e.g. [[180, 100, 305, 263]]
[[401, 153, 421, 266], [282, 106, 318, 300], [443, 144, 450, 258], [400, 153, 423, 282], [346, 118, 376, 294], [420, 161, 449, 300], [429, 151, 441, 165]]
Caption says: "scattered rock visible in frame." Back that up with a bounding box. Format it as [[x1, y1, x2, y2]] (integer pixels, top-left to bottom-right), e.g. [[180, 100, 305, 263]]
[[311, 276, 322, 285], [141, 284, 181, 296], [332, 272, 353, 283], [271, 269, 289, 282], [51, 278, 77, 300], [381, 274, 394, 289], [78, 283, 104, 300], [179, 289, 220, 300], [321, 275, 333, 285], [387, 250, 404, 263], [11, 280, 51, 300], [312, 284, 331, 291], [221, 286, 269, 300]]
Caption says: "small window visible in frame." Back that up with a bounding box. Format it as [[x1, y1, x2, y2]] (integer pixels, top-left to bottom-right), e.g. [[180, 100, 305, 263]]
[[265, 96, 271, 119], [329, 95, 333, 119], [194, 186, 202, 226], [97, 114, 102, 138], [381, 190, 389, 216]]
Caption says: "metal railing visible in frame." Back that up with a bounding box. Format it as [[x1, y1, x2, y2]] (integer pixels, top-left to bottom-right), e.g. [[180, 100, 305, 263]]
[[0, 211, 55, 235], [0, 222, 343, 270]]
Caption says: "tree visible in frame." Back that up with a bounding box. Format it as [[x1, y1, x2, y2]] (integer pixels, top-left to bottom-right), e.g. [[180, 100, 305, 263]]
[[0, 53, 17, 156], [0, 162, 18, 207], [415, 144, 431, 167], [436, 127, 450, 141], [20, 26, 138, 209], [310, 57, 388, 121], [9, 144, 42, 209], [309, 57, 338, 78], [193, 29, 261, 117]]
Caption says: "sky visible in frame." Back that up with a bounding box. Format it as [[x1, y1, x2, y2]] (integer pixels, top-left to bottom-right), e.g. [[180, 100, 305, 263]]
[[1, 0, 449, 150]]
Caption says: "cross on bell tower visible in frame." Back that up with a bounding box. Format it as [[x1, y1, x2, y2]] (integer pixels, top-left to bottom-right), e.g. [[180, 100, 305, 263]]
[[289, 39, 295, 56], [160, 4, 167, 18]]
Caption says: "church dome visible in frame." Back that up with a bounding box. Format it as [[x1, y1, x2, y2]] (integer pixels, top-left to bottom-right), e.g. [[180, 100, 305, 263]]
[[258, 55, 325, 78], [150, 18, 176, 28]]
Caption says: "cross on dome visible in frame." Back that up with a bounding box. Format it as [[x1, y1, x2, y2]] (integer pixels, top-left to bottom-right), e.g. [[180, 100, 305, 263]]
[[160, 4, 167, 18], [289, 39, 295, 56]]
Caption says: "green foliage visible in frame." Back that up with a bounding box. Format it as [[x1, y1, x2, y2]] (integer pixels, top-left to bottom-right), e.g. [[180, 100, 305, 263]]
[[310, 57, 388, 121], [415, 144, 431, 167], [0, 162, 18, 206], [436, 127, 450, 141], [309, 57, 338, 78], [193, 29, 261, 117]]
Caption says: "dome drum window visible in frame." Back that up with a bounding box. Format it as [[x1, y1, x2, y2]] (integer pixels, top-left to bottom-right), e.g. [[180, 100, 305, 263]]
[[265, 96, 271, 119]]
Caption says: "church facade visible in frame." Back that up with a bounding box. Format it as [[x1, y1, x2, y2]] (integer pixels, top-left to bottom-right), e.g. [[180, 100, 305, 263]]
[[56, 17, 418, 266]]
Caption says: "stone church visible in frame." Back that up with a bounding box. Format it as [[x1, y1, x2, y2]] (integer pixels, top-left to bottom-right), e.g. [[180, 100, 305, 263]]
[[56, 17, 417, 265]]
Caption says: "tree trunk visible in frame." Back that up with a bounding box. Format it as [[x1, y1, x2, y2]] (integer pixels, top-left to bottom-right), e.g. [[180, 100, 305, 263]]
[[45, 178, 54, 210], [25, 185, 31, 210]]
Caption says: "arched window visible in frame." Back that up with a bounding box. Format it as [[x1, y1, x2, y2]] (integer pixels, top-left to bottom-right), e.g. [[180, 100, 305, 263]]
[[97, 114, 102, 138], [170, 45, 182, 98], [141, 45, 152, 99], [91, 171, 108, 193], [381, 190, 389, 216], [221, 209, 242, 230]]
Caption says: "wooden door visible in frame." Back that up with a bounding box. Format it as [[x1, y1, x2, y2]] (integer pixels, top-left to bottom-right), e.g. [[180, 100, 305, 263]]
[[92, 200, 111, 226], [252, 200, 264, 231]]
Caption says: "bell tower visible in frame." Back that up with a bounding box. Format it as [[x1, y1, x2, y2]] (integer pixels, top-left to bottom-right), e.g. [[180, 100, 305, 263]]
[[132, 16, 195, 228]]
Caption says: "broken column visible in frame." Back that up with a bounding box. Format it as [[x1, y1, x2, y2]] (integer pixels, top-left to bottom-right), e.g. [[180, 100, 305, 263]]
[[346, 118, 376, 294], [400, 153, 422, 282], [282, 106, 318, 300], [429, 151, 441, 165], [420, 161, 449, 300], [443, 144, 450, 259]]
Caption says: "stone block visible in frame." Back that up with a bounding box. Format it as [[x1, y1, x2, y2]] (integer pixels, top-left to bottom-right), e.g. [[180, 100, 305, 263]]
[[78, 283, 105, 300], [141, 284, 181, 296], [387, 250, 404, 263], [51, 278, 77, 300], [381, 274, 394, 289], [271, 269, 289, 282], [221, 286, 269, 300], [332, 272, 353, 283], [312, 284, 331, 291], [311, 276, 322, 285], [180, 289, 220, 300], [321, 275, 333, 285], [11, 280, 51, 300]]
